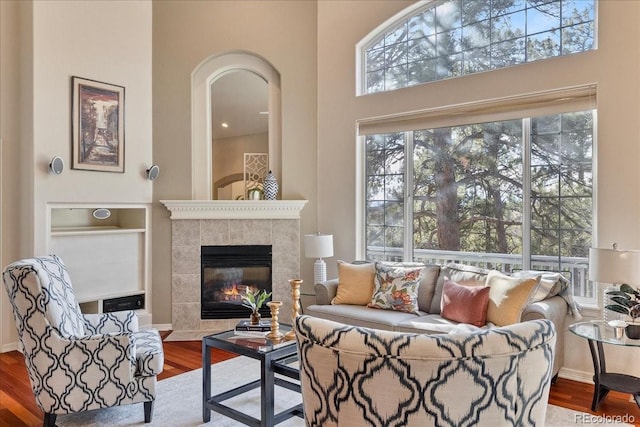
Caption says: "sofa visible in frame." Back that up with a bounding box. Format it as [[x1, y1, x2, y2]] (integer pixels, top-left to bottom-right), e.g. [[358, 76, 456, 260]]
[[305, 261, 575, 378], [295, 314, 557, 427]]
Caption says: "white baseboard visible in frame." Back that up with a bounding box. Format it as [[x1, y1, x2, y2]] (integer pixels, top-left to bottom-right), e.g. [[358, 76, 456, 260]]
[[153, 323, 172, 331], [558, 367, 593, 384], [1, 341, 18, 353]]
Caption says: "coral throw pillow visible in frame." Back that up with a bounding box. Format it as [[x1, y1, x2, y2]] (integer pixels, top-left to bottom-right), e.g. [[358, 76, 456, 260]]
[[486, 270, 540, 326], [440, 280, 490, 327], [331, 261, 376, 305], [368, 262, 423, 314]]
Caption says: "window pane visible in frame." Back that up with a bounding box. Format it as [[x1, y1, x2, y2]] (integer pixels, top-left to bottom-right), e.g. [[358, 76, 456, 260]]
[[366, 133, 406, 259], [562, 22, 594, 55], [408, 36, 436, 61], [409, 9, 436, 38], [492, 11, 526, 43], [527, 30, 560, 60], [463, 46, 492, 73], [526, 2, 561, 34], [435, 0, 462, 32], [366, 48, 385, 72], [491, 38, 526, 68], [386, 23, 408, 45], [408, 59, 438, 84], [462, 0, 491, 24], [463, 21, 490, 49], [385, 42, 408, 67], [492, 0, 526, 17], [563, 0, 595, 26], [366, 70, 384, 93]]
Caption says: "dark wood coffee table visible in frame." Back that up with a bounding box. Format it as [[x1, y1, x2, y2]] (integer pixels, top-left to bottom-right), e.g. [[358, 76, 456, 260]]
[[202, 326, 303, 426]]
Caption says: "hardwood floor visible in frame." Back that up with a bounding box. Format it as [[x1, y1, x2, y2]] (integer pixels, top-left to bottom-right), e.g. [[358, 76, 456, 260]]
[[1, 331, 638, 426]]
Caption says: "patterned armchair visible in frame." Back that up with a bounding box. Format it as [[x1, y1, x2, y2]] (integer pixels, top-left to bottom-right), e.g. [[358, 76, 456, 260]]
[[2, 255, 164, 427], [295, 315, 556, 427]]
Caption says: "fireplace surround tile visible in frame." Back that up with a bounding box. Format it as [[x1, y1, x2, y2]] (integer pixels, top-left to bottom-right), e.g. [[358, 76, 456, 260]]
[[172, 274, 199, 303], [172, 219, 200, 246], [163, 200, 307, 333], [201, 220, 231, 245], [172, 246, 200, 274]]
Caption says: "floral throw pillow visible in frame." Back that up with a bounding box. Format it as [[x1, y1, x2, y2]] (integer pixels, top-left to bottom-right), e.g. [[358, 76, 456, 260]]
[[368, 262, 423, 314]]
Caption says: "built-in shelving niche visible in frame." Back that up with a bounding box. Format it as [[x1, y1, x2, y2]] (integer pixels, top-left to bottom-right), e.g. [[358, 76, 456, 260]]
[[47, 204, 151, 325]]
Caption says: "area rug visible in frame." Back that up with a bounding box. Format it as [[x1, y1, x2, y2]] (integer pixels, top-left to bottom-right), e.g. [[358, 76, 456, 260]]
[[57, 356, 633, 426]]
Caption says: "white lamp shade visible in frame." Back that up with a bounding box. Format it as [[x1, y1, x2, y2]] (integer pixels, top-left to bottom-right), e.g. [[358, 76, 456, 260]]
[[304, 234, 334, 259], [589, 247, 640, 286]]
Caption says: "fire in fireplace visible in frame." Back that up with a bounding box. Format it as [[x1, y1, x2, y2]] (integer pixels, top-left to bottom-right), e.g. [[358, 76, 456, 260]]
[[201, 245, 272, 320]]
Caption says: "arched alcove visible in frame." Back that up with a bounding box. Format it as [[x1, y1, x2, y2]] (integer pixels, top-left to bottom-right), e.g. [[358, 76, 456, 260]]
[[191, 50, 282, 200]]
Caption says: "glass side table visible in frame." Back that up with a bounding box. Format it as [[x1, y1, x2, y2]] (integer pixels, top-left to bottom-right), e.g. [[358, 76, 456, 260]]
[[569, 320, 640, 410]]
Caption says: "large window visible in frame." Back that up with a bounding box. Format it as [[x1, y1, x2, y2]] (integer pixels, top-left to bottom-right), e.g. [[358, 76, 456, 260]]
[[365, 109, 594, 298], [362, 0, 596, 94]]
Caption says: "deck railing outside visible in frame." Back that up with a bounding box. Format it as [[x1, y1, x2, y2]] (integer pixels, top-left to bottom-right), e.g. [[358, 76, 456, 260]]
[[367, 246, 592, 298]]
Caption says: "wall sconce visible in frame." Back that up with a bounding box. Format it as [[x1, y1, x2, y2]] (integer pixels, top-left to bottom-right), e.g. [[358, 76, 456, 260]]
[[49, 156, 64, 175], [146, 165, 160, 181], [304, 233, 334, 284]]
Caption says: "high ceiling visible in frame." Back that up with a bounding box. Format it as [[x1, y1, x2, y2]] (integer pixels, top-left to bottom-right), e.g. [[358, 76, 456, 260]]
[[210, 70, 269, 140]]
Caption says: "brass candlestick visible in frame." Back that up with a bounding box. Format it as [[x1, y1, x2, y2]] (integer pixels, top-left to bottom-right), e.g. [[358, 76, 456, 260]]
[[285, 279, 303, 341], [266, 301, 284, 341]]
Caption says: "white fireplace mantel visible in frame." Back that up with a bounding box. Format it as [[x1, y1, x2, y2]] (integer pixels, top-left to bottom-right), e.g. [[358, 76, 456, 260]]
[[160, 200, 308, 220]]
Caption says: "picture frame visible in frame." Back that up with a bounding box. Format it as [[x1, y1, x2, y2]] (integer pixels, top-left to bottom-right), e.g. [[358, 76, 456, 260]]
[[71, 76, 125, 172]]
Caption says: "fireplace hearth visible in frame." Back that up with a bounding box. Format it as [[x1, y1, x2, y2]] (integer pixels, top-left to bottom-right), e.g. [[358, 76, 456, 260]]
[[201, 245, 272, 320]]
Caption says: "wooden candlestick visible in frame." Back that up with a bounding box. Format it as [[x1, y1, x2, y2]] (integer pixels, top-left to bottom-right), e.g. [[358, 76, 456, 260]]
[[285, 279, 303, 341], [266, 301, 284, 341]]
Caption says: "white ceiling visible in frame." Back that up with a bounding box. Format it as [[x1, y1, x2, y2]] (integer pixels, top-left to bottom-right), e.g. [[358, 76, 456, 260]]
[[211, 70, 269, 139]]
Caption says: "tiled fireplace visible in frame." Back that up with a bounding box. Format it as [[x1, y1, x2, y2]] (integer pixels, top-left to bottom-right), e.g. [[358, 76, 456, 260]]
[[161, 200, 307, 333]]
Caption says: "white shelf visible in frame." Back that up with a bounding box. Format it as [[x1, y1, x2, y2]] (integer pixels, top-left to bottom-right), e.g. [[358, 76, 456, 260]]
[[51, 226, 146, 236]]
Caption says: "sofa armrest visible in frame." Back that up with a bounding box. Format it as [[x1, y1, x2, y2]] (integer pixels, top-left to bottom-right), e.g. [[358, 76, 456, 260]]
[[314, 279, 339, 305], [521, 295, 567, 327], [521, 295, 567, 378]]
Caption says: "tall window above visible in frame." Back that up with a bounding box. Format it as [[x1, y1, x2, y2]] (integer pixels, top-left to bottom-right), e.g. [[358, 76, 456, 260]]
[[362, 0, 596, 94]]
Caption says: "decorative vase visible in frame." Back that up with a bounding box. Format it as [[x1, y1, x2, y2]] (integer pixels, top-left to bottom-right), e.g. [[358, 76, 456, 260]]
[[250, 310, 261, 325], [626, 323, 640, 340], [263, 170, 278, 200]]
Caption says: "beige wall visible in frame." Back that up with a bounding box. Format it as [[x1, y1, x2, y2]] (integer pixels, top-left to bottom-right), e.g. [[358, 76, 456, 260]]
[[152, 1, 318, 325], [317, 0, 640, 377], [0, 0, 153, 350]]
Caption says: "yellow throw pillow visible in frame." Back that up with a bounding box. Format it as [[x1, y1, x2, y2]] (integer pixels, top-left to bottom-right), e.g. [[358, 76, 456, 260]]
[[331, 261, 376, 305], [486, 270, 540, 326]]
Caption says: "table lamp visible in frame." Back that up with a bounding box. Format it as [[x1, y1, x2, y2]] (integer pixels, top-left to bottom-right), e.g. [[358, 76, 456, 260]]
[[304, 233, 334, 284], [589, 243, 640, 321]]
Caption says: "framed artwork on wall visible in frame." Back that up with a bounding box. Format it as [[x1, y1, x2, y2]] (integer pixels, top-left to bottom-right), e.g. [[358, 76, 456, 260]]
[[71, 76, 125, 172]]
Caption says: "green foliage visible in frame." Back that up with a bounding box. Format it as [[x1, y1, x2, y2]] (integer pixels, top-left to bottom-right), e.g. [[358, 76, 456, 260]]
[[605, 284, 640, 321], [241, 289, 272, 312]]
